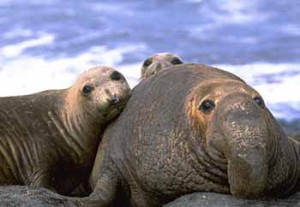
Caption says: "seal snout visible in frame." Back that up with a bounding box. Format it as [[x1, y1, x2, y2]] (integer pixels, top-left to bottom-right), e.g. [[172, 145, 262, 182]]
[[216, 94, 269, 199], [154, 62, 163, 70], [104, 87, 130, 107], [108, 94, 121, 105]]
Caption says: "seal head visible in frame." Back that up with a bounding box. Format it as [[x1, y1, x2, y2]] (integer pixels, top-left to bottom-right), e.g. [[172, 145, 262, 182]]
[[67, 66, 131, 125], [141, 52, 183, 79]]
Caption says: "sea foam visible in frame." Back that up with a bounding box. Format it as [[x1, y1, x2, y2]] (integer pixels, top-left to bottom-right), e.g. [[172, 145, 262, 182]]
[[0, 44, 144, 96], [0, 34, 55, 58]]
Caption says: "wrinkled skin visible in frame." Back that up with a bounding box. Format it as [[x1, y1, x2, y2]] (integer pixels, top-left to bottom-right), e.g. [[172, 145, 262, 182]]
[[140, 53, 183, 79], [0, 66, 131, 195], [72, 64, 299, 207]]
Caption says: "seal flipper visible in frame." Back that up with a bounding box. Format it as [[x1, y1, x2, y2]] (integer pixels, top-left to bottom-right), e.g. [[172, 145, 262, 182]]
[[71, 165, 122, 207], [29, 169, 56, 192], [89, 173, 119, 206]]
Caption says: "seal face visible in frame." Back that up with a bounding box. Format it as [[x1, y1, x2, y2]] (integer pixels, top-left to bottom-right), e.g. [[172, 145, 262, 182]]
[[141, 52, 183, 79], [0, 66, 131, 195], [70, 67, 130, 121], [187, 78, 270, 198]]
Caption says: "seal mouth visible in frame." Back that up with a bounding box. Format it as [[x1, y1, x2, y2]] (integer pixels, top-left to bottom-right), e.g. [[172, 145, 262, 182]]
[[100, 97, 128, 119], [108, 100, 127, 110]]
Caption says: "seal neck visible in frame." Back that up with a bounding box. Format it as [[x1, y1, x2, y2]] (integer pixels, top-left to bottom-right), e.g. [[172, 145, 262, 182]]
[[56, 89, 104, 162]]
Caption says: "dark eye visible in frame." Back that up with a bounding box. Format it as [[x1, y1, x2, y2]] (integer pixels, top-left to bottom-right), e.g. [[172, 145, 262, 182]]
[[82, 85, 94, 95], [254, 96, 264, 107], [110, 71, 122, 81], [198, 99, 215, 114], [170, 57, 183, 65], [143, 59, 152, 67]]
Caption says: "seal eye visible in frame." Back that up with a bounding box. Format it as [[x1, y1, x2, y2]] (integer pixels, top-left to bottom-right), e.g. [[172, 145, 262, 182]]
[[82, 85, 94, 95], [110, 71, 122, 81], [143, 59, 152, 67], [199, 100, 215, 114], [170, 58, 183, 65], [254, 96, 264, 107]]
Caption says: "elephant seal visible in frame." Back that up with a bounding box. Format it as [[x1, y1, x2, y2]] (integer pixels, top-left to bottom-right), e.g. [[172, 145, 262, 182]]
[[140, 52, 183, 79], [0, 66, 131, 195], [71, 64, 299, 207]]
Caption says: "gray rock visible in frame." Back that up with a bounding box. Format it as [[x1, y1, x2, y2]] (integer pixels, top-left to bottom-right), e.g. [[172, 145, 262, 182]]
[[164, 192, 300, 207], [0, 186, 78, 207], [0, 186, 299, 207]]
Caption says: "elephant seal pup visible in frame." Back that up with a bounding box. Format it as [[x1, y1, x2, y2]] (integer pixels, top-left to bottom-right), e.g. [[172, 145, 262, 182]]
[[0, 66, 131, 195], [140, 52, 183, 79], [71, 64, 299, 207]]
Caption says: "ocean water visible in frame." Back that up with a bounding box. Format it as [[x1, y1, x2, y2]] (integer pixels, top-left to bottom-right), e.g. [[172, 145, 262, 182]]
[[0, 0, 299, 122]]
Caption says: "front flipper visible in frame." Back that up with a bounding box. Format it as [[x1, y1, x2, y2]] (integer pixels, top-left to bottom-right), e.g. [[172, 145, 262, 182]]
[[29, 169, 56, 192], [70, 166, 122, 207], [89, 172, 119, 206]]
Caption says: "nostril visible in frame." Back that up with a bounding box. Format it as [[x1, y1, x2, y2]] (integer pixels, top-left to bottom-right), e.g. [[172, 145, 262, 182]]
[[110, 94, 120, 104]]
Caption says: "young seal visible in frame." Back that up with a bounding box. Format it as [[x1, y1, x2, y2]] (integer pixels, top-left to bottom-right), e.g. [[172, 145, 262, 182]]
[[0, 66, 131, 195], [71, 64, 299, 207], [140, 52, 183, 79]]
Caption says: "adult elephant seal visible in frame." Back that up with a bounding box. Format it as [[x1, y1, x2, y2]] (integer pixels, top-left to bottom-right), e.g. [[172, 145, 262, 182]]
[[0, 66, 131, 195], [74, 64, 299, 207], [140, 52, 183, 79]]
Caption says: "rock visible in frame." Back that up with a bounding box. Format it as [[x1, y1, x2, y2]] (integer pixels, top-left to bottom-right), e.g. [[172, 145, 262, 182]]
[[164, 192, 300, 207], [0, 186, 77, 207]]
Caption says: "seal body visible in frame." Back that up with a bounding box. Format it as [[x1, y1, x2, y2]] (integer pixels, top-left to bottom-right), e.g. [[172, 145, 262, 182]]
[[140, 52, 183, 79], [0, 66, 131, 195], [73, 64, 299, 207]]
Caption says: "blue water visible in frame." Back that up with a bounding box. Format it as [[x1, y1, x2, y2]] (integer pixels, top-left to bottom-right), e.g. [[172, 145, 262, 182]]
[[0, 0, 299, 120]]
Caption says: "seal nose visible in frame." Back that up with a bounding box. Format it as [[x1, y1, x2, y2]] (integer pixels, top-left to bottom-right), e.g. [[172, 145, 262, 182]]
[[217, 94, 269, 198], [154, 63, 163, 70], [109, 94, 121, 104], [151, 62, 168, 74]]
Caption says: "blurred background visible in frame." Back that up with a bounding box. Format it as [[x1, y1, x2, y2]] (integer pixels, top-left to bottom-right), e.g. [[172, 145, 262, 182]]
[[0, 0, 299, 132]]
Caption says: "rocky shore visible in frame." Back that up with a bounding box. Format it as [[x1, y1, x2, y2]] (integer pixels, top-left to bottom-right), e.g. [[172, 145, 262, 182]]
[[0, 186, 76, 207], [165, 192, 300, 207], [0, 186, 299, 207]]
